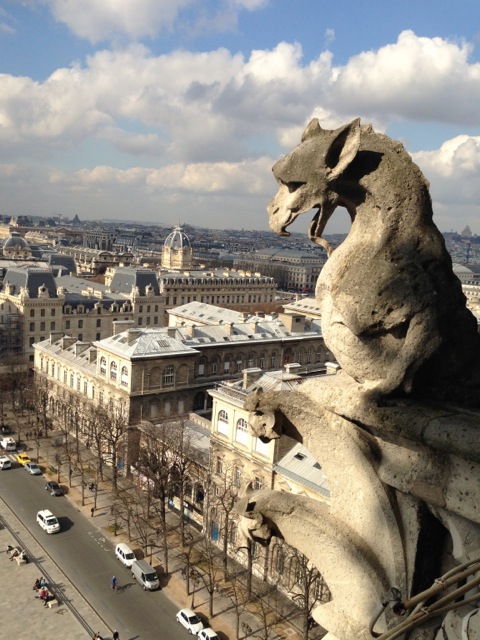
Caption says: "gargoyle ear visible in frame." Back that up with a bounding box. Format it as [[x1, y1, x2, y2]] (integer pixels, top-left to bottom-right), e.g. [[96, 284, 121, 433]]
[[244, 386, 263, 411], [301, 118, 322, 142], [326, 118, 361, 179]]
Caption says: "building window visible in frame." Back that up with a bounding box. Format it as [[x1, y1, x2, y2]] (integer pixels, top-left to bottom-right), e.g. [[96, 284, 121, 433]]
[[234, 466, 242, 488], [76, 377, 81, 391], [215, 456, 223, 476], [163, 365, 174, 386], [65, 320, 70, 330], [259, 353, 265, 369], [270, 352, 277, 368], [50, 322, 55, 330], [78, 320, 83, 329], [29, 337, 35, 346], [139, 305, 143, 312], [41, 309, 45, 317], [255, 437, 270, 456], [63, 371, 67, 383], [110, 361, 117, 381], [121, 366, 128, 386], [253, 476, 263, 491], [29, 322, 35, 332], [223, 358, 230, 373], [84, 381, 88, 394], [40, 322, 45, 331], [70, 373, 74, 387], [212, 360, 218, 374], [30, 309, 34, 317], [235, 418, 249, 445], [217, 410, 229, 436], [78, 334, 83, 341], [96, 333, 101, 340], [198, 357, 206, 377], [51, 309, 55, 317], [96, 319, 101, 327], [51, 363, 55, 377], [100, 357, 107, 375]]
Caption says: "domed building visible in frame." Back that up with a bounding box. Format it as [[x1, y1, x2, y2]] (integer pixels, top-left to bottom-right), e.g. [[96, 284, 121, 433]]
[[2, 231, 32, 259], [161, 226, 193, 271]]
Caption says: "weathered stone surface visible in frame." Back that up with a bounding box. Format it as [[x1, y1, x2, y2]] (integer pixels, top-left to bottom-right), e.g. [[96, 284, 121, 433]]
[[268, 119, 480, 406], [238, 120, 480, 640]]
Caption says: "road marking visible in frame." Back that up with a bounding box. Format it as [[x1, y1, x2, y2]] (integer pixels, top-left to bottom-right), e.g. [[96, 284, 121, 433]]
[[87, 530, 110, 551]]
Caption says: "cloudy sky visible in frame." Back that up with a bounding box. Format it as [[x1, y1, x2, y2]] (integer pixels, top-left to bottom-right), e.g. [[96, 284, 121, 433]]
[[1, 0, 480, 236]]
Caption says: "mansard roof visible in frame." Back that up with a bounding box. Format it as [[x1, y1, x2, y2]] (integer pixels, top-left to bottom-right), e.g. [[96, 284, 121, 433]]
[[109, 266, 160, 296], [2, 265, 57, 298]]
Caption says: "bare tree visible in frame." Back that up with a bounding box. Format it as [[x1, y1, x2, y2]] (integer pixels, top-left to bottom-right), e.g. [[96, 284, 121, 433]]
[[286, 548, 330, 640], [209, 456, 239, 580], [135, 421, 176, 573], [96, 399, 129, 491]]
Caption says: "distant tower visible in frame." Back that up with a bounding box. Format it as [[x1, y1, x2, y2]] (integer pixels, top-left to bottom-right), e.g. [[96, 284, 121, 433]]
[[161, 226, 193, 270], [461, 225, 472, 238]]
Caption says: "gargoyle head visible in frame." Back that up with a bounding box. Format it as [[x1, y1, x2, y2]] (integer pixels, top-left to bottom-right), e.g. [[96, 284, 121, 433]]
[[267, 118, 361, 254], [244, 388, 283, 442]]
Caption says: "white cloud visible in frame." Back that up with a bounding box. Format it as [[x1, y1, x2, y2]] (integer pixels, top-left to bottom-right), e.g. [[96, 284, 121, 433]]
[[45, 0, 193, 42], [44, 0, 270, 43], [414, 136, 480, 204], [328, 30, 480, 126]]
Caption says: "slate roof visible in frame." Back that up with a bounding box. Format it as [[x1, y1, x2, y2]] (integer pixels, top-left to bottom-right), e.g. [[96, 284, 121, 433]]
[[168, 301, 261, 325], [109, 267, 160, 296], [1, 265, 57, 298], [275, 442, 330, 498], [98, 328, 198, 359]]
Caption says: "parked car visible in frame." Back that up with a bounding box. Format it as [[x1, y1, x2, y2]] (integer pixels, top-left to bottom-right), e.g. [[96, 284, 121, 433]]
[[16, 452, 31, 466], [115, 543, 136, 567], [36, 509, 60, 534], [176, 608, 204, 634], [198, 628, 220, 640], [45, 481, 63, 496], [0, 455, 12, 470], [25, 462, 42, 475]]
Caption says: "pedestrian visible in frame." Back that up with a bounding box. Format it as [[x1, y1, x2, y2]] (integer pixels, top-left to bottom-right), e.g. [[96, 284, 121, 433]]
[[111, 575, 117, 591], [113, 631, 119, 640], [90, 506, 95, 517]]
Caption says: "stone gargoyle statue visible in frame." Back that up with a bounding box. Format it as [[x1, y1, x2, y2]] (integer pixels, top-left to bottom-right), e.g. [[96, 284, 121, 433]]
[[268, 117, 480, 404], [237, 120, 480, 640]]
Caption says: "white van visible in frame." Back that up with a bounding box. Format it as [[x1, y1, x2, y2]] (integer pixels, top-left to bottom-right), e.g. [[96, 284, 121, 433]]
[[131, 559, 160, 591], [0, 437, 16, 451], [115, 543, 136, 567], [0, 456, 12, 470]]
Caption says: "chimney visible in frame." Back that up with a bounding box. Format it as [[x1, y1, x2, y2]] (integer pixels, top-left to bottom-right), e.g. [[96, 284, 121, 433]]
[[326, 362, 340, 375], [89, 347, 97, 363], [113, 319, 135, 336], [249, 320, 259, 333], [127, 328, 141, 345], [187, 324, 196, 338], [49, 331, 64, 345], [167, 326, 176, 338], [227, 322, 234, 336], [243, 367, 263, 390], [61, 336, 77, 350], [285, 363, 302, 374]]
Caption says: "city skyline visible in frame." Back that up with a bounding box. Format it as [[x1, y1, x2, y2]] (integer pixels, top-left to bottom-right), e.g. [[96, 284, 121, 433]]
[[1, 0, 480, 235]]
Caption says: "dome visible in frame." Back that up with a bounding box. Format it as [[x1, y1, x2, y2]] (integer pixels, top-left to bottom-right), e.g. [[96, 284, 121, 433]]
[[4, 231, 29, 249], [164, 226, 192, 251], [162, 226, 193, 270]]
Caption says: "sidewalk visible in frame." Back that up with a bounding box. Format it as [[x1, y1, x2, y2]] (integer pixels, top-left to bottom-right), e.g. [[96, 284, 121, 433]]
[[0, 501, 108, 639], [18, 424, 318, 640]]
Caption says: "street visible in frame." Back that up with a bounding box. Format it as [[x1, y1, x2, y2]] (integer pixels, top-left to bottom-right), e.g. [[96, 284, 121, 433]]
[[0, 459, 185, 639]]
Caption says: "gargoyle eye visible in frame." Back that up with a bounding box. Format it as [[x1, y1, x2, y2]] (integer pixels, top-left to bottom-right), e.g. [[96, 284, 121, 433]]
[[287, 181, 305, 193], [254, 410, 263, 416]]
